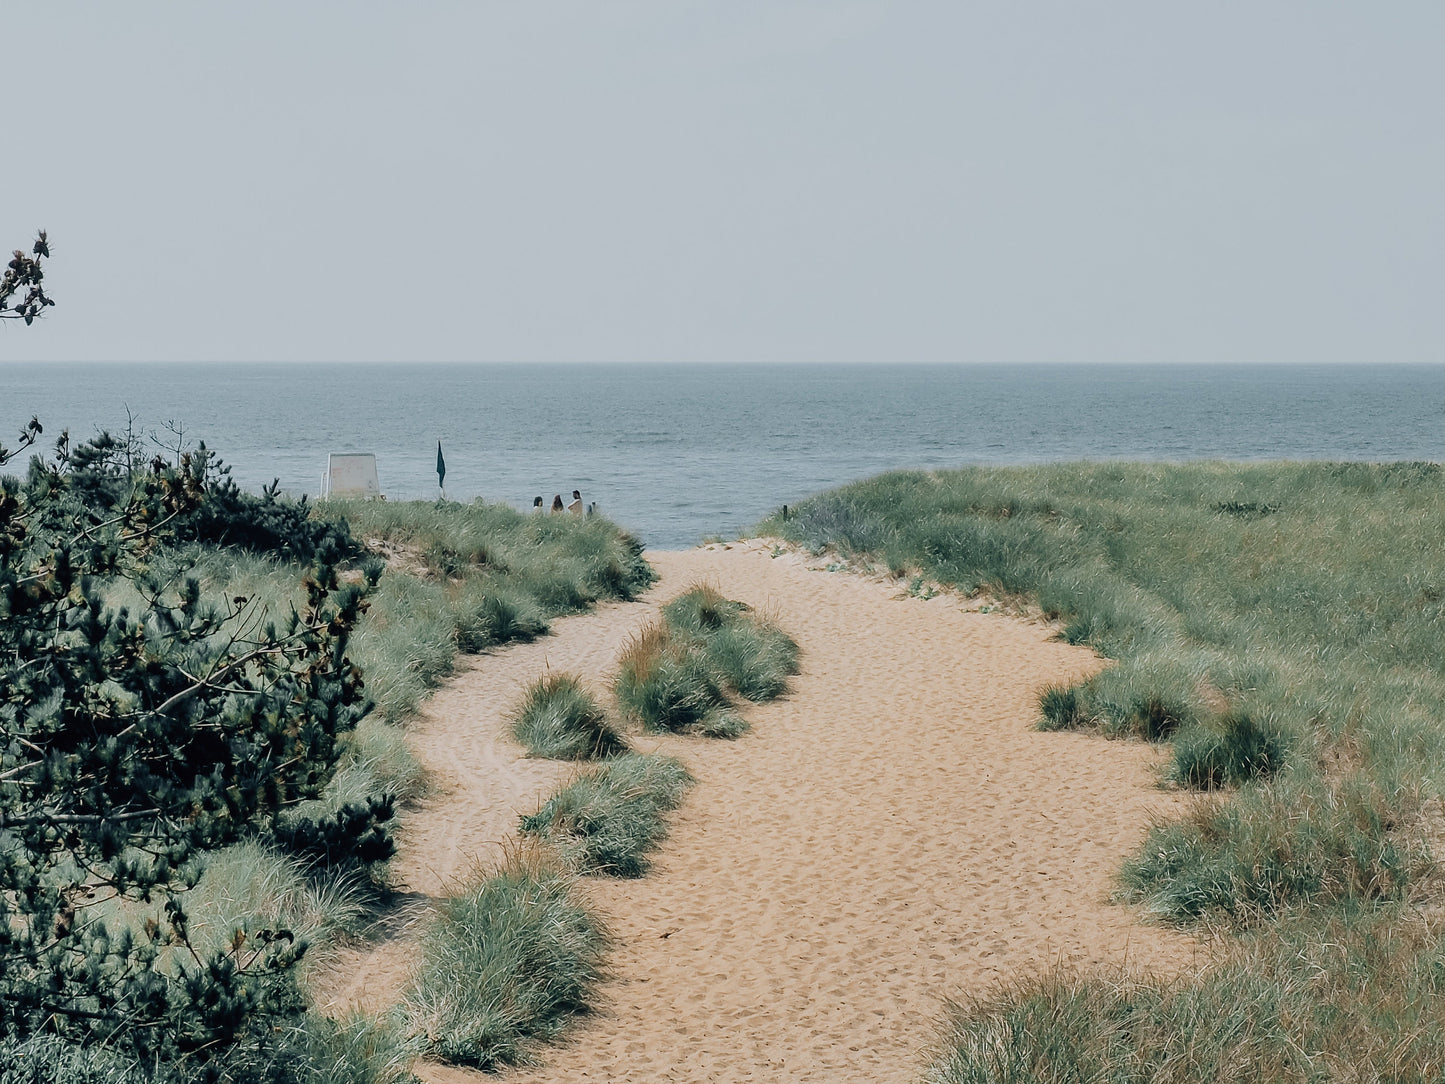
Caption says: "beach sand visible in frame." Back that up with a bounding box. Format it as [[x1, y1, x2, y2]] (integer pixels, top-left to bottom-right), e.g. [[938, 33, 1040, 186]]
[[314, 541, 1196, 1082]]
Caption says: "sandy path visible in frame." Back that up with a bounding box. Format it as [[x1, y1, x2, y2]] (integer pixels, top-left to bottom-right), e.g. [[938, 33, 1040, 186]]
[[315, 542, 1195, 1082]]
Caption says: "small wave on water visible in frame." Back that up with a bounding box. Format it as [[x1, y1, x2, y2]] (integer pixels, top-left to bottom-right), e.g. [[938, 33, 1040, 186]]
[[3, 362, 1444, 549]]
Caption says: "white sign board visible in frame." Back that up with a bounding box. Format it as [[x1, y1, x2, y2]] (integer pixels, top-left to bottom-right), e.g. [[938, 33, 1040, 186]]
[[323, 454, 381, 498]]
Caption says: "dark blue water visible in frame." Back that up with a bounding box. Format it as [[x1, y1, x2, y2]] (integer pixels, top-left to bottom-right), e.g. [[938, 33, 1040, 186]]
[[3, 363, 1444, 548]]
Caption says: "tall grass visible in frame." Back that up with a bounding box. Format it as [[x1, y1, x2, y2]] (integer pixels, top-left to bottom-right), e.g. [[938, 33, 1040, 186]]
[[402, 846, 607, 1071], [614, 585, 799, 738], [662, 585, 801, 701], [927, 912, 1445, 1083], [519, 753, 694, 877], [614, 622, 745, 737], [511, 672, 628, 760], [328, 497, 653, 609]]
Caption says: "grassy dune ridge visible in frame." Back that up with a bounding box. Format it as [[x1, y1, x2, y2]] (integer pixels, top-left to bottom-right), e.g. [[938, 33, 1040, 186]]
[[761, 462, 1445, 1079]]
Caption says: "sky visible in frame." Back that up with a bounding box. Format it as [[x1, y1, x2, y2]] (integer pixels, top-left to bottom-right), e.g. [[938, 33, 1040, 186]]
[[3, 3, 1443, 365]]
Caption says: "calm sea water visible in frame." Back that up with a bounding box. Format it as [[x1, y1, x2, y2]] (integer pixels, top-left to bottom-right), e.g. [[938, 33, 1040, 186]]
[[3, 363, 1444, 549]]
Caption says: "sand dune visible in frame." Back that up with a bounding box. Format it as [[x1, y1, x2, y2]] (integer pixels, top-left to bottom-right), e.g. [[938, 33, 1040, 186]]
[[315, 541, 1195, 1082]]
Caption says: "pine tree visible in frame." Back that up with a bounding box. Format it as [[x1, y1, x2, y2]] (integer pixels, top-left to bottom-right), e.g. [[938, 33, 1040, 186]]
[[1, 396, 378, 1070], [0, 231, 54, 324]]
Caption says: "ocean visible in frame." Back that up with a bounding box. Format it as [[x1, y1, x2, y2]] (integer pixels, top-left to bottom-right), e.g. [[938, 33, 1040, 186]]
[[3, 363, 1444, 549]]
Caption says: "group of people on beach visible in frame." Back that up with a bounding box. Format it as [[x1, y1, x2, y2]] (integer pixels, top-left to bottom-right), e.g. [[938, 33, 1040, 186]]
[[533, 489, 594, 516]]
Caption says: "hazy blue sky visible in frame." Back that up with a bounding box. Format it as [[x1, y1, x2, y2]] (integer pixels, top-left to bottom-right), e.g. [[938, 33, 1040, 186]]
[[4, 3, 1442, 364]]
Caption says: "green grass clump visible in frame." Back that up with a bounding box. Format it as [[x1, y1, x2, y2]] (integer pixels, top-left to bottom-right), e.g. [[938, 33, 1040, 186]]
[[1122, 774, 1427, 921], [1037, 683, 1083, 731], [1035, 650, 1210, 741], [614, 622, 738, 735], [1170, 712, 1288, 789], [290, 1014, 419, 1084], [403, 848, 606, 1071], [661, 585, 801, 701], [0, 1012, 419, 1084], [519, 753, 694, 877], [165, 841, 375, 972], [511, 673, 628, 760], [614, 586, 798, 737]]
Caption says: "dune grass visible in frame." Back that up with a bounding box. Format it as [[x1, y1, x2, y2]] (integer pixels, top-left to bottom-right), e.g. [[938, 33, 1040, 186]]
[[328, 497, 653, 610], [614, 585, 799, 738], [614, 622, 746, 737], [662, 585, 801, 701], [402, 846, 607, 1071], [519, 753, 694, 877], [511, 672, 629, 760], [760, 463, 1445, 923], [927, 910, 1445, 1084], [761, 463, 1445, 1078]]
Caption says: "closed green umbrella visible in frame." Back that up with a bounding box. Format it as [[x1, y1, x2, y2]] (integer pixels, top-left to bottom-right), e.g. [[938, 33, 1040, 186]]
[[436, 440, 446, 498]]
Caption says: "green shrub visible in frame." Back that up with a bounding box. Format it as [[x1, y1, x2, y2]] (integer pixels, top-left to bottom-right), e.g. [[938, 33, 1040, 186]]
[[403, 848, 607, 1070], [61, 431, 361, 563], [0, 443, 374, 1066], [519, 754, 694, 877], [273, 795, 398, 873], [511, 673, 628, 760]]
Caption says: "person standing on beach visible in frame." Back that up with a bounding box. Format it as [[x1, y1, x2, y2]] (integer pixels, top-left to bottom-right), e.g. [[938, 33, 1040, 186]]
[[568, 489, 583, 514], [551, 494, 565, 512], [533, 496, 544, 511]]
